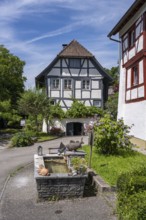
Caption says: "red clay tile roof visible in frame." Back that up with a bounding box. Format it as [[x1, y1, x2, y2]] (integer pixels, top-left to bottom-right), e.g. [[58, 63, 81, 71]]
[[58, 40, 93, 57]]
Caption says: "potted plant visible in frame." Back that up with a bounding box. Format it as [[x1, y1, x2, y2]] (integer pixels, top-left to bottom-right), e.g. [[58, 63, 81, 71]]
[[71, 157, 87, 175]]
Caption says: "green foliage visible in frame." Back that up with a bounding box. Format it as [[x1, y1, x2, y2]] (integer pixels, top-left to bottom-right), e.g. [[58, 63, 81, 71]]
[[86, 106, 103, 117], [117, 173, 146, 195], [94, 114, 133, 155], [104, 66, 119, 82], [18, 89, 48, 132], [104, 66, 119, 119], [66, 99, 103, 118], [66, 100, 88, 118], [50, 102, 65, 119], [0, 45, 26, 106], [24, 115, 43, 133], [0, 100, 22, 127], [11, 132, 35, 147], [117, 167, 146, 220], [18, 89, 44, 116], [104, 66, 119, 92], [83, 145, 146, 186], [105, 93, 118, 119], [117, 191, 146, 220], [71, 157, 87, 173]]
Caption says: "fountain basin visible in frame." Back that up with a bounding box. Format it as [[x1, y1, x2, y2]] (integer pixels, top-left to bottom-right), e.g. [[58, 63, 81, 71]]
[[34, 154, 87, 199]]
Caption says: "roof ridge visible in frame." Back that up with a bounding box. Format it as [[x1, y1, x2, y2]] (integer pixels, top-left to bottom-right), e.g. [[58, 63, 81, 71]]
[[58, 39, 93, 57]]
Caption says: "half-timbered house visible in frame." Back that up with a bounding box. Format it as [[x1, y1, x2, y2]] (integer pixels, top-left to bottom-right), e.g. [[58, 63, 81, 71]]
[[35, 40, 111, 135], [108, 0, 146, 142], [36, 40, 111, 110]]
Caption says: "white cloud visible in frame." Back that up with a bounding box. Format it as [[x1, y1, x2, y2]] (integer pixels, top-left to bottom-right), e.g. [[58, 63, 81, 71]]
[[0, 0, 135, 87]]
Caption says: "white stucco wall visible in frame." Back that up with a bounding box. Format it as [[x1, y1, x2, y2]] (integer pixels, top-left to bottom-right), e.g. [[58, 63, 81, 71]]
[[42, 118, 92, 134], [117, 57, 126, 119], [123, 101, 146, 140]]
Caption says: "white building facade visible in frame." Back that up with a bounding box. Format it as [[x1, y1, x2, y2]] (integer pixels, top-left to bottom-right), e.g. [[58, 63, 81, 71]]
[[36, 40, 111, 135], [108, 0, 146, 141]]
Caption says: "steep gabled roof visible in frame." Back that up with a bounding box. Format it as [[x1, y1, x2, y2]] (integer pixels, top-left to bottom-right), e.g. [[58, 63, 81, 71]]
[[108, 0, 145, 37], [35, 40, 112, 86], [58, 40, 93, 58]]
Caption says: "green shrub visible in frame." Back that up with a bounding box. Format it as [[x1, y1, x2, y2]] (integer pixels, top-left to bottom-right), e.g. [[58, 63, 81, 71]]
[[11, 132, 35, 147], [117, 191, 146, 220], [117, 174, 146, 195], [117, 166, 146, 194], [71, 157, 87, 173], [117, 167, 146, 220], [94, 114, 133, 155], [65, 99, 103, 118]]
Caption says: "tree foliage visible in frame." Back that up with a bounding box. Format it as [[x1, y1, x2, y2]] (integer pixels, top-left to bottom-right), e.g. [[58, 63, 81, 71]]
[[105, 93, 118, 119], [104, 66, 119, 119], [66, 99, 103, 118], [0, 45, 26, 106], [51, 102, 65, 119], [0, 100, 21, 127], [104, 66, 119, 82], [18, 89, 46, 131], [18, 89, 64, 132]]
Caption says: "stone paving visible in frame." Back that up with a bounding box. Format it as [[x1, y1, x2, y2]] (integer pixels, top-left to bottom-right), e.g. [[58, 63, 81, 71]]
[[0, 164, 117, 220], [0, 136, 117, 220]]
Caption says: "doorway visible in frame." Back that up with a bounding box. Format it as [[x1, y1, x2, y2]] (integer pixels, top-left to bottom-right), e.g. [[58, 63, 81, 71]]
[[66, 122, 83, 136]]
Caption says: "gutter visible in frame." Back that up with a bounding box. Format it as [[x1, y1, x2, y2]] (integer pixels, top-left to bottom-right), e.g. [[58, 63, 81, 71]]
[[109, 37, 121, 43]]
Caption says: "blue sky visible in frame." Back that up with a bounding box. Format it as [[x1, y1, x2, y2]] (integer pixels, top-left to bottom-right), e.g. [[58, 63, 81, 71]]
[[0, 0, 135, 88]]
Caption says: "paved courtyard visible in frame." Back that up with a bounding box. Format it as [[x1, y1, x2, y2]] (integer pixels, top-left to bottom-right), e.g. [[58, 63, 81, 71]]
[[0, 136, 117, 220]]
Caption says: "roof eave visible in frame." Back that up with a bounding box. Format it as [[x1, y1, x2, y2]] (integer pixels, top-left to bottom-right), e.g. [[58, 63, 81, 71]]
[[108, 0, 145, 37]]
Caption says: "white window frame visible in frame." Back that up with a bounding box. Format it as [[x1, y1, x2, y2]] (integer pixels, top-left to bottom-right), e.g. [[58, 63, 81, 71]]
[[82, 79, 90, 90], [51, 78, 60, 90], [64, 79, 72, 90]]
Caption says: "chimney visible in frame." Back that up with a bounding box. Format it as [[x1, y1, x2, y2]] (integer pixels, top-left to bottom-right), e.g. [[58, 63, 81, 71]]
[[62, 44, 68, 49]]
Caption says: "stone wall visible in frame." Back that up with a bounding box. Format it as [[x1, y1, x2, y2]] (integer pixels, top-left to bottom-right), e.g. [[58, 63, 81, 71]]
[[36, 176, 87, 199]]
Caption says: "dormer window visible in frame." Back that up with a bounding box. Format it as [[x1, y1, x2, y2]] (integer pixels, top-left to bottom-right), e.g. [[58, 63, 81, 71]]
[[69, 59, 81, 68]]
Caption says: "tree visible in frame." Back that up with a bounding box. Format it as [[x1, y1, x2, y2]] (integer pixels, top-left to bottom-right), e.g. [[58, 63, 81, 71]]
[[18, 89, 45, 132], [104, 66, 119, 82], [104, 66, 119, 119], [0, 100, 21, 127], [105, 93, 118, 119], [104, 66, 119, 92], [0, 45, 26, 106]]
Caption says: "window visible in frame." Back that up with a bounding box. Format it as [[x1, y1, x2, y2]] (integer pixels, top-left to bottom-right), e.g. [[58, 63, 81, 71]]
[[64, 79, 72, 90], [132, 66, 138, 86], [69, 59, 81, 68], [122, 37, 128, 52], [51, 79, 60, 89], [82, 80, 90, 90], [93, 100, 101, 107], [129, 29, 135, 48], [50, 99, 56, 105]]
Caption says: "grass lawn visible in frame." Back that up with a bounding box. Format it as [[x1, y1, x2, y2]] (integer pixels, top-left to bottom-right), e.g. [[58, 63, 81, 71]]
[[37, 133, 58, 142], [83, 145, 146, 186]]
